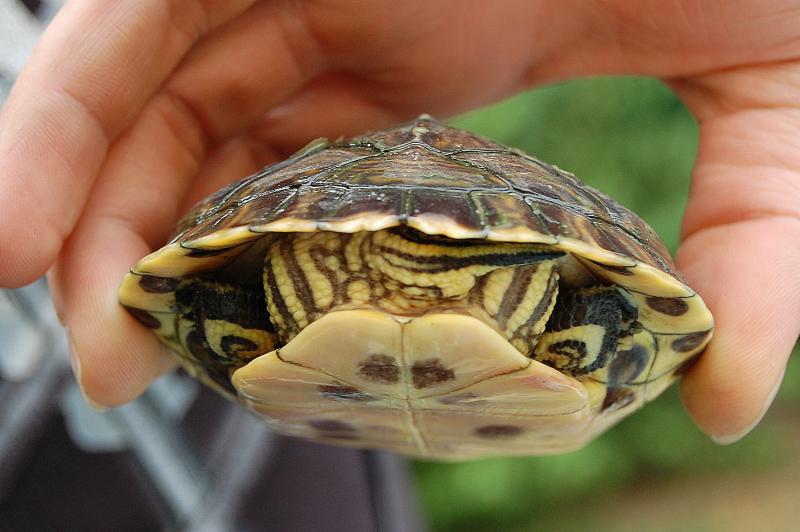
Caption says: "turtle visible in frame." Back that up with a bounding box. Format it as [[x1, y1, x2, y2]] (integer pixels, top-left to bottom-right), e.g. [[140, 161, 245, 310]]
[[118, 115, 713, 460]]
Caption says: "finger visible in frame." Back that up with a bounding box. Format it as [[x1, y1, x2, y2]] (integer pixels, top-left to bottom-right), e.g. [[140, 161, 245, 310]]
[[0, 0, 256, 286], [178, 75, 411, 211], [179, 137, 282, 211], [678, 218, 800, 442], [250, 74, 416, 153], [49, 89, 215, 406], [674, 73, 800, 441], [50, 225, 177, 408], [157, 0, 322, 140], [132, 1, 331, 211], [161, 0, 558, 145]]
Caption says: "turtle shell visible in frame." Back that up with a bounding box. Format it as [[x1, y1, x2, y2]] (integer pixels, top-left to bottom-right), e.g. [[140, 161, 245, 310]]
[[119, 115, 713, 459]]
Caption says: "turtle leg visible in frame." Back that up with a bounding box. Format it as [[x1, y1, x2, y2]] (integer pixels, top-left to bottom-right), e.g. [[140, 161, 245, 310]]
[[532, 287, 638, 376], [174, 278, 278, 394]]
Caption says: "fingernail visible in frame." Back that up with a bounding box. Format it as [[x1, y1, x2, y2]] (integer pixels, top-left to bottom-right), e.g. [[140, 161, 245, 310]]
[[711, 428, 753, 446], [710, 368, 785, 445], [67, 330, 109, 412]]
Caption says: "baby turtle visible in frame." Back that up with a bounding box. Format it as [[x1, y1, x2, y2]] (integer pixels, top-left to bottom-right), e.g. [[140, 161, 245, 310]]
[[119, 116, 713, 459]]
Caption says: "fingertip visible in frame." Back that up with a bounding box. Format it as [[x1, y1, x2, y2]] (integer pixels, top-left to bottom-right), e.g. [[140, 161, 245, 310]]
[[676, 218, 799, 442], [69, 313, 176, 408], [680, 346, 785, 444], [51, 218, 175, 407], [0, 208, 63, 288]]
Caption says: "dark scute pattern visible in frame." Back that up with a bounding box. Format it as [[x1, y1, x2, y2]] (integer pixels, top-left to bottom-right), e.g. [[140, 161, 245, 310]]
[[671, 330, 710, 352], [531, 201, 577, 239], [672, 352, 702, 376], [603, 192, 672, 262], [474, 425, 524, 439], [411, 358, 455, 389], [472, 192, 551, 234], [601, 388, 636, 412], [138, 275, 179, 294], [410, 189, 483, 231], [186, 247, 232, 258], [317, 147, 510, 189], [322, 188, 405, 222], [608, 345, 649, 384], [589, 260, 635, 276], [646, 296, 689, 316], [122, 306, 161, 329], [280, 186, 350, 222], [222, 189, 297, 231], [358, 354, 400, 384]]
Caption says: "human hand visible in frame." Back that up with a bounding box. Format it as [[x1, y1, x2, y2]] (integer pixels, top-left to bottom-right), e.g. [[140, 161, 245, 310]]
[[0, 1, 797, 444]]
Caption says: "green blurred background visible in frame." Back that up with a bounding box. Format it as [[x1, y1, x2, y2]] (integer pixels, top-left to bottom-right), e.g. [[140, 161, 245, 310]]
[[411, 77, 800, 531]]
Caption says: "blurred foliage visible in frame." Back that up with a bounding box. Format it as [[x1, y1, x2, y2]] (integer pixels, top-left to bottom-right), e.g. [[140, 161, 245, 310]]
[[411, 77, 800, 531]]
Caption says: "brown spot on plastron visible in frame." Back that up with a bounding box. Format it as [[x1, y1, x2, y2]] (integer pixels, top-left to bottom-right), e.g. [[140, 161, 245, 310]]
[[412, 358, 455, 389], [671, 330, 710, 353], [138, 275, 179, 294], [474, 425, 524, 439], [318, 384, 377, 402], [307, 419, 357, 433], [358, 354, 400, 384], [601, 388, 636, 411], [646, 296, 689, 316], [123, 306, 161, 329]]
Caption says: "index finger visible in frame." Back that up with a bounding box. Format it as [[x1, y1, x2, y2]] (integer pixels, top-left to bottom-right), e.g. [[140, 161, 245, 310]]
[[0, 0, 255, 286]]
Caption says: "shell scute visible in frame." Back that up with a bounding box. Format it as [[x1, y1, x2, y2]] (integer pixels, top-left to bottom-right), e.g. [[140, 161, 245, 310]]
[[407, 188, 485, 234], [471, 192, 556, 242], [349, 115, 508, 153], [317, 145, 510, 189]]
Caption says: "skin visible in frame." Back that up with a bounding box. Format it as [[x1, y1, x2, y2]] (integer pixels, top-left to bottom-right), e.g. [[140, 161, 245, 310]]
[[0, 0, 798, 442]]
